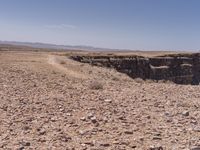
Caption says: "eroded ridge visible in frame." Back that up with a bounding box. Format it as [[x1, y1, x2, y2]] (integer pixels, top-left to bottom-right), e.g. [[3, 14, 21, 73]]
[[71, 53, 200, 85]]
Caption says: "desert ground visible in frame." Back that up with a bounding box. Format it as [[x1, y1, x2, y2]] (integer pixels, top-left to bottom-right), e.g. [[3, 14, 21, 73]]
[[0, 50, 200, 150]]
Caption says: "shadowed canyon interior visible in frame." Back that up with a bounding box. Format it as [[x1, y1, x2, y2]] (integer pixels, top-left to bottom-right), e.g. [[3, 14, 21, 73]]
[[71, 53, 200, 85]]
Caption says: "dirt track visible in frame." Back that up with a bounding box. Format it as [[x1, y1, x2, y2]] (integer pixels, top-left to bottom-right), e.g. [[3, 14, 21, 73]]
[[0, 51, 200, 150]]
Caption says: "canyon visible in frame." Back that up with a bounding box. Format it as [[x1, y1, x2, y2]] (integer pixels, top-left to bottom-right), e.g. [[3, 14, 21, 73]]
[[71, 53, 200, 85]]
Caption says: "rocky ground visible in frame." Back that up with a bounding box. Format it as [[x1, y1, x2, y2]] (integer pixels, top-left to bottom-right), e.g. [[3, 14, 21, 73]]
[[0, 51, 200, 150]]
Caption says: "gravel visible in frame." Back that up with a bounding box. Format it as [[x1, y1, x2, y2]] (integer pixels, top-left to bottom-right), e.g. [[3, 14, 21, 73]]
[[0, 51, 200, 149]]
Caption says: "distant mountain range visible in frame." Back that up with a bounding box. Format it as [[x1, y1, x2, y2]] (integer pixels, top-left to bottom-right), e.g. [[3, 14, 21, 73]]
[[0, 41, 131, 51]]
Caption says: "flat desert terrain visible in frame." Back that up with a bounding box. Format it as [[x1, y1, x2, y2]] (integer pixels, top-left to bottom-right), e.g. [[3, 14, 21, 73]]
[[0, 51, 200, 150]]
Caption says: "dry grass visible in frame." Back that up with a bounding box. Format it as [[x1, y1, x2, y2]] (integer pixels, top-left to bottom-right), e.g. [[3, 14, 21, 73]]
[[134, 78, 144, 83], [89, 81, 103, 90], [112, 76, 120, 81], [60, 60, 66, 64]]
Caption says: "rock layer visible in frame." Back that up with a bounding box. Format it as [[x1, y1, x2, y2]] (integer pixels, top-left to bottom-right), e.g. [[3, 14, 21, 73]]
[[71, 53, 200, 85]]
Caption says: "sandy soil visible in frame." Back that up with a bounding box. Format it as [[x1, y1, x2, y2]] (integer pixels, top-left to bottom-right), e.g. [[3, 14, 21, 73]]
[[0, 51, 200, 150]]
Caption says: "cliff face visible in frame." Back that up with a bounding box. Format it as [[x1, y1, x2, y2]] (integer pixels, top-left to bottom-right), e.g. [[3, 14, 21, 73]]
[[71, 53, 200, 85]]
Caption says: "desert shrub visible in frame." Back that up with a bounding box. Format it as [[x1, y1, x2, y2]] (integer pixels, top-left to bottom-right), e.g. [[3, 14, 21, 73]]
[[145, 79, 155, 83], [134, 78, 144, 83], [158, 80, 173, 84], [112, 76, 120, 81], [89, 81, 103, 90], [60, 60, 66, 64], [52, 71, 57, 74]]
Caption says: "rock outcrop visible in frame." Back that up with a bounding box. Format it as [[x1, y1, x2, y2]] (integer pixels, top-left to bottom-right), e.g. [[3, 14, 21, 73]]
[[71, 53, 200, 85]]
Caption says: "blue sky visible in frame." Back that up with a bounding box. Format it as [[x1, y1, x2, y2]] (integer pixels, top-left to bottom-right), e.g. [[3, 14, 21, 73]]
[[0, 0, 200, 50]]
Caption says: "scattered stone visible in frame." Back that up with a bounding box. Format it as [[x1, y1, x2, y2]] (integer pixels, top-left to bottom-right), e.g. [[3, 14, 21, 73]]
[[81, 143, 86, 147], [87, 113, 94, 119], [149, 146, 163, 150], [50, 116, 57, 122], [66, 113, 72, 116], [193, 127, 200, 132], [147, 115, 151, 119], [84, 141, 94, 146], [182, 111, 189, 116], [79, 130, 87, 135], [152, 136, 162, 140], [112, 141, 120, 144], [80, 117, 86, 121], [191, 119, 197, 124], [164, 111, 170, 116], [130, 144, 137, 148], [100, 143, 110, 147], [139, 137, 144, 141], [20, 141, 31, 147], [37, 128, 46, 135], [166, 118, 173, 123], [104, 99, 112, 103], [191, 146, 200, 150], [23, 142, 31, 146], [90, 116, 97, 123], [120, 141, 130, 146], [23, 126, 30, 131], [124, 130, 133, 134], [102, 117, 108, 123], [19, 146, 25, 150], [118, 116, 125, 120]]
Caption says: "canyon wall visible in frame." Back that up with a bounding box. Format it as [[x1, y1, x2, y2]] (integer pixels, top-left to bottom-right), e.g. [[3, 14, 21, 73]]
[[71, 53, 200, 85]]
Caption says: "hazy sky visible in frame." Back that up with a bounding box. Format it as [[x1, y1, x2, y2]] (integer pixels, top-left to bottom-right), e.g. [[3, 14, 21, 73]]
[[0, 0, 200, 50]]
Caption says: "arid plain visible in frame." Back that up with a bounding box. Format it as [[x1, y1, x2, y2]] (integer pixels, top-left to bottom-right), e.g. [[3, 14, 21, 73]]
[[0, 47, 200, 150]]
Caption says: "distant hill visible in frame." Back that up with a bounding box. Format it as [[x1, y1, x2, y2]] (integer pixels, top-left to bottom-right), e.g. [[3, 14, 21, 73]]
[[0, 41, 131, 51]]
